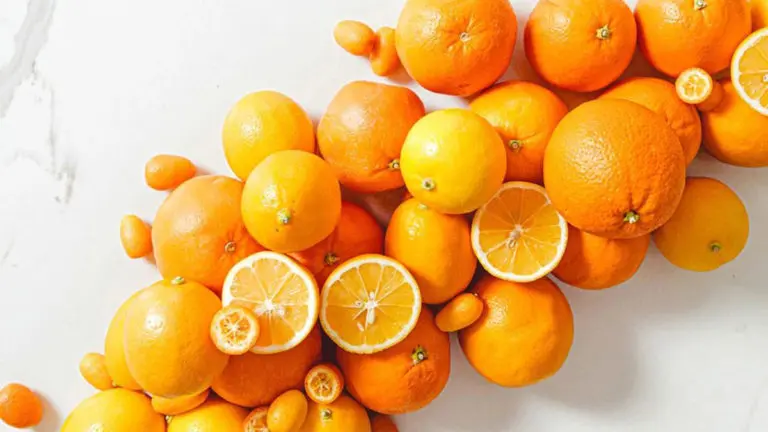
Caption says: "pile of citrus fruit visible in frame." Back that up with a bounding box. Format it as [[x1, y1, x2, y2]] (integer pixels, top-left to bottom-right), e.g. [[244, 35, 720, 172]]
[[2, 0, 767, 430]]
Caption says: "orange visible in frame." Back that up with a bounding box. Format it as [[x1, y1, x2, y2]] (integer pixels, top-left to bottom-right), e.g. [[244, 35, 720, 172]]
[[317, 81, 425, 193], [732, 28, 768, 116], [701, 80, 768, 167], [385, 198, 476, 304], [435, 293, 484, 333], [321, 254, 421, 354], [120, 215, 152, 259], [244, 406, 270, 432], [337, 308, 450, 414], [242, 150, 342, 253], [168, 398, 248, 432], [471, 182, 568, 282], [553, 225, 651, 290], [304, 363, 344, 405], [334, 21, 376, 56], [525, 0, 637, 92], [0, 383, 43, 428], [400, 109, 506, 215], [654, 177, 750, 272], [300, 395, 371, 432], [124, 277, 229, 398], [543, 99, 686, 239], [469, 81, 568, 184], [395, 0, 518, 96], [79, 353, 114, 391], [290, 202, 383, 286], [151, 389, 210, 416], [601, 77, 702, 165], [104, 292, 142, 391], [212, 327, 322, 408], [62, 389, 165, 432], [370, 27, 401, 77], [222, 252, 319, 354], [153, 175, 263, 293], [754, 0, 768, 29], [222, 91, 315, 180], [144, 154, 196, 190], [675, 67, 724, 112], [267, 390, 309, 432], [372, 415, 399, 432], [635, 0, 751, 77], [210, 305, 260, 355], [459, 276, 574, 387]]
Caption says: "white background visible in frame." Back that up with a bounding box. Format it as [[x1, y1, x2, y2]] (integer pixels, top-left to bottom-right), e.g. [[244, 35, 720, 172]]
[[1, 0, 768, 431]]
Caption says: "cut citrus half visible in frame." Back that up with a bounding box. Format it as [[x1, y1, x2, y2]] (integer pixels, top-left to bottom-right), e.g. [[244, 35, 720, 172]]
[[471, 181, 568, 282], [732, 28, 768, 116], [304, 363, 344, 404], [675, 67, 723, 111], [222, 251, 319, 354], [243, 406, 269, 432], [210, 305, 260, 355], [320, 254, 421, 354]]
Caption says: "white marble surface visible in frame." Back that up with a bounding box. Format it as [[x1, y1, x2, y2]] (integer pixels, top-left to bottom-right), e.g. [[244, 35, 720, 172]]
[[1, 0, 768, 431]]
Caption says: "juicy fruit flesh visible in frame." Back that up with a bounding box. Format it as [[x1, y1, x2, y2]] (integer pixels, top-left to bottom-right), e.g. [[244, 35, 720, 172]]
[[676, 68, 712, 104], [211, 306, 259, 354], [735, 32, 768, 107]]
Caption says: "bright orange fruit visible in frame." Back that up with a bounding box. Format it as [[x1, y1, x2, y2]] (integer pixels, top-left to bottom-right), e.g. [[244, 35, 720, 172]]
[[210, 305, 261, 355], [304, 363, 344, 404], [144, 154, 196, 190], [79, 353, 114, 391], [120, 215, 152, 259], [0, 383, 43, 429], [151, 389, 210, 416]]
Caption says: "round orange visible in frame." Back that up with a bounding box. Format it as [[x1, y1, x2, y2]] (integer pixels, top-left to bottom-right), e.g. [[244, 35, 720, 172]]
[[62, 389, 164, 432], [244, 406, 270, 432], [0, 383, 43, 429], [372, 416, 399, 432], [543, 99, 686, 239], [300, 395, 372, 432], [395, 0, 518, 96], [267, 390, 308, 432], [317, 81, 425, 193], [152, 175, 263, 293], [242, 150, 342, 253], [459, 276, 574, 387], [525, 0, 637, 92]]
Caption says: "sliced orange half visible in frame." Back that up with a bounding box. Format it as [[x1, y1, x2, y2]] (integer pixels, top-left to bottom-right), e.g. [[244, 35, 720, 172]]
[[675, 67, 723, 112], [471, 181, 568, 282], [320, 254, 421, 354], [304, 363, 344, 404], [243, 406, 269, 432], [732, 28, 768, 116], [222, 251, 319, 354], [210, 305, 260, 355]]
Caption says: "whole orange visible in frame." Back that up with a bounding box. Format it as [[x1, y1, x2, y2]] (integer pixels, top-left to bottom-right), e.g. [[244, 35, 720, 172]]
[[459, 276, 574, 387], [124, 278, 229, 398], [543, 99, 686, 239], [242, 150, 342, 253], [385, 198, 476, 304], [300, 395, 371, 432], [600, 77, 702, 165], [337, 308, 450, 415], [62, 389, 165, 432], [553, 225, 650, 290], [212, 327, 322, 408], [0, 384, 43, 429], [524, 0, 637, 92], [395, 0, 518, 96], [317, 81, 425, 193], [470, 80, 568, 184], [152, 175, 263, 293], [635, 0, 751, 77], [222, 91, 315, 180], [289, 202, 384, 286], [167, 398, 248, 432], [701, 80, 768, 167]]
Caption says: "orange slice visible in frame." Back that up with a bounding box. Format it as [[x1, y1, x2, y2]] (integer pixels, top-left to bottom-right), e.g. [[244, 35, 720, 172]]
[[471, 181, 568, 282], [210, 305, 260, 355], [732, 28, 768, 116], [320, 254, 421, 354], [222, 251, 319, 354], [304, 363, 344, 404], [243, 406, 269, 432], [675, 67, 723, 111]]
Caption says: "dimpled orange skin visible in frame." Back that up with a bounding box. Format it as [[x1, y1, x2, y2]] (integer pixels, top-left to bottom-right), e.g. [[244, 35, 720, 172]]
[[543, 99, 686, 239], [123, 279, 229, 399], [317, 81, 425, 193], [635, 0, 751, 77], [242, 150, 342, 253], [289, 202, 384, 286], [600, 77, 702, 166], [395, 0, 518, 96], [0, 383, 43, 429], [336, 308, 450, 415], [470, 80, 568, 184], [152, 176, 263, 293], [524, 0, 637, 92], [144, 154, 196, 190], [701, 80, 768, 167], [459, 276, 574, 387], [385, 199, 477, 304], [553, 225, 650, 290], [300, 395, 372, 432], [212, 327, 322, 408]]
